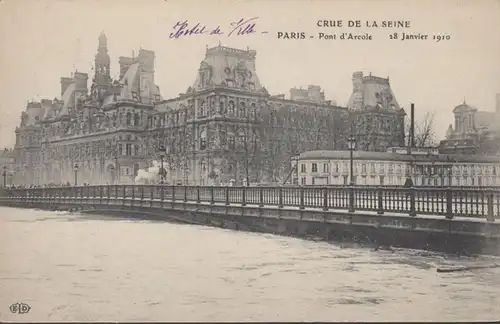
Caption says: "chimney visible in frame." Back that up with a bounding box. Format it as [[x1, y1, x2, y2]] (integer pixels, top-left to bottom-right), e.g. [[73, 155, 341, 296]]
[[119, 56, 135, 79], [60, 77, 73, 96], [138, 49, 155, 72], [410, 103, 415, 148], [73, 72, 88, 91]]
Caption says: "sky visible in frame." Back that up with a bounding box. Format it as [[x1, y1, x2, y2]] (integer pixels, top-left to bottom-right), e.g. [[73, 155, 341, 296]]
[[0, 0, 499, 148]]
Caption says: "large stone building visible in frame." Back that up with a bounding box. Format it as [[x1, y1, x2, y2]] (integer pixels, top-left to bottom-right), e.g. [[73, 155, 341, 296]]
[[347, 72, 406, 151], [440, 94, 500, 155], [13, 34, 405, 186], [13, 33, 163, 185], [297, 148, 500, 187]]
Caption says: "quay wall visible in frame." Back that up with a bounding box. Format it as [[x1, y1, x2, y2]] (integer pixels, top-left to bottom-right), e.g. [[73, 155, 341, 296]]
[[1, 196, 500, 256]]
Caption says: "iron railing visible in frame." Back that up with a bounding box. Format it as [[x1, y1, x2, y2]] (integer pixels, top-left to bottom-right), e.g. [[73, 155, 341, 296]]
[[2, 185, 500, 221]]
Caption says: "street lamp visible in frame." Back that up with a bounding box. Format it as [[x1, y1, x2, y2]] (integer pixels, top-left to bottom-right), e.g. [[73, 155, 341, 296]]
[[347, 136, 357, 213], [158, 145, 166, 184], [2, 165, 7, 187], [347, 136, 357, 185], [74, 163, 79, 186], [24, 163, 28, 186]]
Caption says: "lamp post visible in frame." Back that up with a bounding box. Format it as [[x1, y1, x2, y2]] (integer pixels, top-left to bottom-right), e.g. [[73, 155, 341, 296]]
[[158, 145, 166, 185], [24, 163, 28, 186], [347, 136, 357, 212], [2, 165, 7, 187], [74, 163, 79, 186]]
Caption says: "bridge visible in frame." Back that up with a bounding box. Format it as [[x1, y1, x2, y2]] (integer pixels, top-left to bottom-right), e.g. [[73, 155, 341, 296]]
[[1, 185, 500, 255]]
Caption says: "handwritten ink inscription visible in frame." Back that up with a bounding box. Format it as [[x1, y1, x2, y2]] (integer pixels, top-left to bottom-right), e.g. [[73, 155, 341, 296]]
[[169, 17, 265, 39]]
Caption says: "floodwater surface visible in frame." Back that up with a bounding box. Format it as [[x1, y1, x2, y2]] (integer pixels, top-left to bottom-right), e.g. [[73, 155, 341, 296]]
[[0, 207, 499, 322]]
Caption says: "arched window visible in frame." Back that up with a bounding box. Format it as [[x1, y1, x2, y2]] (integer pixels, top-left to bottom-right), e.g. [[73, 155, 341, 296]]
[[134, 145, 140, 156], [239, 101, 246, 118], [220, 100, 226, 115], [250, 103, 256, 119], [134, 113, 140, 126], [126, 112, 132, 126], [228, 100, 235, 116]]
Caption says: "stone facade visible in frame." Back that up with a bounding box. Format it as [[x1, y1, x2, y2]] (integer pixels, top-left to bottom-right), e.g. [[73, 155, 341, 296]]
[[13, 35, 405, 186], [298, 149, 500, 187], [347, 72, 406, 151]]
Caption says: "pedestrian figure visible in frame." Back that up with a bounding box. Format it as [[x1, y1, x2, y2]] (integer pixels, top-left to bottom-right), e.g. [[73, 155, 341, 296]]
[[404, 177, 413, 199]]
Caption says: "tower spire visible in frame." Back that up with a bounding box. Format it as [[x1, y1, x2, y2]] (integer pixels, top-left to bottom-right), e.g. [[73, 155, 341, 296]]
[[98, 31, 108, 52], [92, 32, 111, 104]]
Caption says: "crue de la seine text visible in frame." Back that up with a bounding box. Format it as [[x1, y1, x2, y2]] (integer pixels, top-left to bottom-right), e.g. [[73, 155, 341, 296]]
[[317, 20, 411, 28], [169, 17, 267, 38], [275, 18, 451, 43]]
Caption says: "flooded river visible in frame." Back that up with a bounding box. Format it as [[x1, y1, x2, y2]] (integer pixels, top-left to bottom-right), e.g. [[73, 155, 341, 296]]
[[0, 207, 499, 321]]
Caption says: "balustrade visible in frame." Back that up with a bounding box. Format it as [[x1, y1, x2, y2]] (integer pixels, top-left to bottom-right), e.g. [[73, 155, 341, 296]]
[[2, 185, 500, 221]]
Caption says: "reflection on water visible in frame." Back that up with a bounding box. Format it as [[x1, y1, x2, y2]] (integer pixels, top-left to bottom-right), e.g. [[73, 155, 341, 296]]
[[0, 206, 499, 322]]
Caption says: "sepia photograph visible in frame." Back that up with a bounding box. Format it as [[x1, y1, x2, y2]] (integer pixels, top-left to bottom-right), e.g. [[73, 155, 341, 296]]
[[0, 0, 499, 322]]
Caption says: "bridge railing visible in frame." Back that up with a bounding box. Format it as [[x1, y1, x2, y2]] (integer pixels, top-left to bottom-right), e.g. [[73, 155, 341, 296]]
[[2, 185, 499, 221]]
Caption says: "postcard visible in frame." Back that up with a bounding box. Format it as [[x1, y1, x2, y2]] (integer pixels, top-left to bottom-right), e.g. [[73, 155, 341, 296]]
[[0, 0, 499, 322]]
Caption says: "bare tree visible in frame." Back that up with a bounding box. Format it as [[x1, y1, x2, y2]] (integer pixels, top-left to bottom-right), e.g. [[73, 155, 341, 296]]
[[406, 111, 437, 148]]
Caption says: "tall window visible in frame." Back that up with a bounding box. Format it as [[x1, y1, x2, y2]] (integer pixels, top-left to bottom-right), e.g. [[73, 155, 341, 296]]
[[312, 163, 318, 173], [134, 113, 140, 126], [126, 112, 132, 126], [199, 100, 207, 117], [228, 100, 235, 116], [228, 135, 235, 150], [323, 163, 329, 173], [134, 145, 140, 156], [250, 103, 256, 119], [119, 144, 123, 156], [239, 101, 246, 118], [220, 100, 226, 115], [301, 164, 306, 173], [126, 144, 132, 156], [200, 128, 207, 150]]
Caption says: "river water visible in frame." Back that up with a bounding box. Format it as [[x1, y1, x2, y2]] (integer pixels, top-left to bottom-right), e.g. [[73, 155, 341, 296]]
[[0, 207, 499, 322]]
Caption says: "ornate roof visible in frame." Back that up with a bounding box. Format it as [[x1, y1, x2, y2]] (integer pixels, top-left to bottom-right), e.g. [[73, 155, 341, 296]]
[[299, 150, 500, 163], [453, 102, 477, 113], [189, 45, 264, 94], [347, 72, 400, 111]]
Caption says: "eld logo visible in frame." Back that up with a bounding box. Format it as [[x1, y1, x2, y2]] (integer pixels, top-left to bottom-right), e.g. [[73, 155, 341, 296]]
[[9, 302, 31, 314]]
